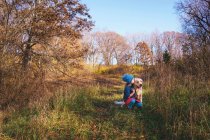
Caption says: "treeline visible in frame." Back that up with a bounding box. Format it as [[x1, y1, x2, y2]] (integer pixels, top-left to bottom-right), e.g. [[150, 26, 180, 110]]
[[83, 31, 183, 66]]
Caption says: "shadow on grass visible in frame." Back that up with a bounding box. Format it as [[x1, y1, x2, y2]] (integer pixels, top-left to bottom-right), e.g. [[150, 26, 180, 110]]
[[135, 100, 167, 140]]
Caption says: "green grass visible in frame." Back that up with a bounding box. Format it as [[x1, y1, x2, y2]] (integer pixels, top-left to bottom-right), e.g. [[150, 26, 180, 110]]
[[1, 84, 147, 139], [1, 74, 210, 139]]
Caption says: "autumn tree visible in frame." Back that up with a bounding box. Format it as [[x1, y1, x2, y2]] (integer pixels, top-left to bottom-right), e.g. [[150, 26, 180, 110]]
[[0, 0, 93, 108], [126, 33, 151, 65], [94, 32, 130, 65], [0, 0, 93, 70], [135, 41, 152, 65]]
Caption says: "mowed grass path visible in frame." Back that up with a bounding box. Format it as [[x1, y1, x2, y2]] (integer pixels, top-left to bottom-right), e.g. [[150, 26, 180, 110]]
[[1, 73, 166, 140]]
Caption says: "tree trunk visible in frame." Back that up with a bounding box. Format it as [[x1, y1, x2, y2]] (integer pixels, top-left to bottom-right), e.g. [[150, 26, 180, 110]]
[[22, 45, 31, 70]]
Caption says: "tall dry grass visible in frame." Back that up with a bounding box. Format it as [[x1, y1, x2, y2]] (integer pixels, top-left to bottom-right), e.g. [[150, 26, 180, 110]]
[[145, 61, 210, 139]]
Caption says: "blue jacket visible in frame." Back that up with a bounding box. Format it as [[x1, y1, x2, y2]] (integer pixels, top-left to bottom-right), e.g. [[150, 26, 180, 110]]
[[123, 84, 135, 101]]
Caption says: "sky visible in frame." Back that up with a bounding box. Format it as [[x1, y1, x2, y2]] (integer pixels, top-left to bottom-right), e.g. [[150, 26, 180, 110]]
[[81, 0, 182, 35]]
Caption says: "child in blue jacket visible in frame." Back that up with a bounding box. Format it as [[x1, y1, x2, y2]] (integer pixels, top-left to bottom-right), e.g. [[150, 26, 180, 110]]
[[122, 74, 142, 109]]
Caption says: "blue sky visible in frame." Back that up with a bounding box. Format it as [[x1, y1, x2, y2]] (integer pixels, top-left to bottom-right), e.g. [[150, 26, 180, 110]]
[[81, 0, 181, 35]]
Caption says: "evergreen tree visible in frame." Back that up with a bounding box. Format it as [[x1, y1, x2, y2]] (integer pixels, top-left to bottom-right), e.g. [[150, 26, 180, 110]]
[[163, 50, 171, 64]]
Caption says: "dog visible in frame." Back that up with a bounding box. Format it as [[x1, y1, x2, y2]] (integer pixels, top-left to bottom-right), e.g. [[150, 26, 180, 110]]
[[134, 78, 143, 102]]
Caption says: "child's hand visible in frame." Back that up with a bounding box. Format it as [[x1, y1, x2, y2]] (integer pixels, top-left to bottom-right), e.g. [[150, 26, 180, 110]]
[[130, 92, 135, 97]]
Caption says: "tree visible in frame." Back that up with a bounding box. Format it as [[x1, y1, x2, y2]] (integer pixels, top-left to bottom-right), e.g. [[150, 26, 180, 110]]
[[163, 50, 171, 64], [126, 33, 151, 65], [111, 33, 130, 65], [163, 31, 176, 56], [176, 0, 210, 79], [150, 31, 163, 63], [176, 0, 210, 49], [0, 0, 93, 70], [135, 42, 152, 66], [162, 31, 183, 59], [94, 32, 114, 65], [94, 31, 130, 65], [82, 33, 99, 67]]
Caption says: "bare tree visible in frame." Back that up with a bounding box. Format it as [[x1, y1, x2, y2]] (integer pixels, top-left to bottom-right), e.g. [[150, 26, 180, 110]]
[[82, 33, 100, 67], [110, 33, 130, 65], [176, 0, 210, 79], [94, 31, 130, 65], [162, 31, 183, 59], [150, 31, 164, 63], [176, 0, 210, 48], [94, 32, 114, 65]]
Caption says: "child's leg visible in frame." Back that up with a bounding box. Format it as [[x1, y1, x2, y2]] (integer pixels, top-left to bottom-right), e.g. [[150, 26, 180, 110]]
[[136, 102, 143, 109], [128, 98, 136, 109]]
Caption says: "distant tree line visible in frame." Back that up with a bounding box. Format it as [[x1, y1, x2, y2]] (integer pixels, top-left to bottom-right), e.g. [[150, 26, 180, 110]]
[[82, 31, 183, 66]]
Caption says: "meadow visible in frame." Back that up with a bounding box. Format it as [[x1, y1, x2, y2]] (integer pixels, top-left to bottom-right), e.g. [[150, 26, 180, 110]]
[[0, 65, 209, 140]]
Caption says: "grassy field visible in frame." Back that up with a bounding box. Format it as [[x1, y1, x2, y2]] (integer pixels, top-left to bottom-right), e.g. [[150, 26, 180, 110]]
[[0, 66, 209, 140], [0, 73, 156, 139]]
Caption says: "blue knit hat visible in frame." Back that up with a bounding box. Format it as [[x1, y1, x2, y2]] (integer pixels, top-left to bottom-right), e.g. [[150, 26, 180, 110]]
[[122, 74, 134, 83]]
